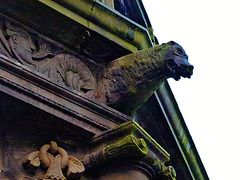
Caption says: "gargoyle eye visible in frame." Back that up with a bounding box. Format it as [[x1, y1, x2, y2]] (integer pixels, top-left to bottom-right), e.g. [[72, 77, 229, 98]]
[[22, 32, 29, 39], [177, 48, 184, 54]]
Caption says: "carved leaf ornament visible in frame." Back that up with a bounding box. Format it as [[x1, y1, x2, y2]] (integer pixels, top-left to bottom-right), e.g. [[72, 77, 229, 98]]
[[0, 21, 95, 97]]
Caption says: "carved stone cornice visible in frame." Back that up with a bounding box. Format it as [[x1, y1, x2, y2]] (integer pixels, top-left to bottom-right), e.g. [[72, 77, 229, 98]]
[[0, 17, 133, 137], [0, 54, 132, 138]]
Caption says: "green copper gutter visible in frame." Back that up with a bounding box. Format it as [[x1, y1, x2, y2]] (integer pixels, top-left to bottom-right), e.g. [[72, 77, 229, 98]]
[[155, 82, 209, 180]]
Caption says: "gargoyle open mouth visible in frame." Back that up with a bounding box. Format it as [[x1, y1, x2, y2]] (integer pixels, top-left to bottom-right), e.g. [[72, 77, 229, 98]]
[[166, 58, 194, 81]]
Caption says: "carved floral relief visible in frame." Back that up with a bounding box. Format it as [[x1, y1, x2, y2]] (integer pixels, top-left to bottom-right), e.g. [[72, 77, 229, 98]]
[[0, 20, 95, 97]]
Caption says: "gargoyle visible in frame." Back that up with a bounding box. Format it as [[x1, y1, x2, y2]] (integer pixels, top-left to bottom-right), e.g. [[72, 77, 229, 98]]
[[96, 41, 193, 116], [0, 21, 193, 117]]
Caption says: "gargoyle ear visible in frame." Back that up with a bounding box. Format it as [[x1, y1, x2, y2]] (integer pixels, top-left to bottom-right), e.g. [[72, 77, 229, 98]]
[[4, 22, 21, 36], [5, 28, 16, 37], [168, 41, 176, 45]]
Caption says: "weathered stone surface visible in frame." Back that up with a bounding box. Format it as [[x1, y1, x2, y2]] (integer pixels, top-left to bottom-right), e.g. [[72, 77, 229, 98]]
[[0, 20, 95, 97], [81, 135, 148, 170], [99, 41, 193, 115], [0, 122, 175, 179], [0, 16, 193, 117], [0, 1, 194, 179], [83, 121, 175, 179]]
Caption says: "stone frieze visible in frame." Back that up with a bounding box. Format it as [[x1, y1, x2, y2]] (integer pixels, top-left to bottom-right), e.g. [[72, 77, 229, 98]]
[[0, 20, 95, 97]]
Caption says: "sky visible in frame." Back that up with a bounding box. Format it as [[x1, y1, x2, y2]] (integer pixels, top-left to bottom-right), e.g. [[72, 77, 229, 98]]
[[142, 0, 240, 179]]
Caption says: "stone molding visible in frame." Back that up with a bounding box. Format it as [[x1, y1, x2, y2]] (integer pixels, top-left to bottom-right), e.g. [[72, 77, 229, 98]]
[[0, 54, 131, 137]]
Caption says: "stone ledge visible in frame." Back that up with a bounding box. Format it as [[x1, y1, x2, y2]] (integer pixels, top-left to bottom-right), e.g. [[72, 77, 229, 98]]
[[80, 121, 175, 179], [91, 121, 170, 163], [0, 55, 131, 138]]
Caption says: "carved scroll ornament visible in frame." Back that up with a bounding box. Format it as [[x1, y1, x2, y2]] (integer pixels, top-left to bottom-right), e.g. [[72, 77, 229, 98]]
[[81, 135, 148, 169], [0, 21, 95, 97], [81, 135, 176, 179], [22, 141, 84, 180]]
